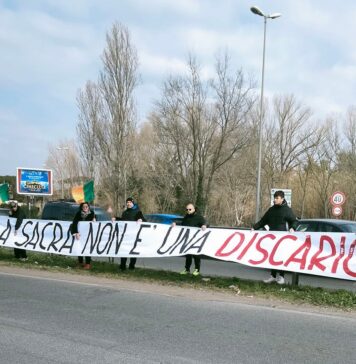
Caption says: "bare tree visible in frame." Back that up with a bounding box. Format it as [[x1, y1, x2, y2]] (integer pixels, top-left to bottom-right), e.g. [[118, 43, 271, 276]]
[[345, 106, 356, 155], [337, 106, 356, 219], [152, 54, 255, 212], [133, 122, 181, 213], [76, 81, 102, 180], [209, 150, 256, 226], [97, 23, 138, 212], [46, 140, 82, 199], [308, 118, 340, 217], [76, 22, 139, 213], [263, 94, 324, 188]]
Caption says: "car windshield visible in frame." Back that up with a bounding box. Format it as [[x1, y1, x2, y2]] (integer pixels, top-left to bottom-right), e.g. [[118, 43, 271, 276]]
[[93, 208, 110, 221], [296, 222, 318, 232], [42, 203, 110, 221], [296, 220, 356, 233], [145, 214, 183, 225], [339, 224, 356, 232], [0, 208, 10, 216]]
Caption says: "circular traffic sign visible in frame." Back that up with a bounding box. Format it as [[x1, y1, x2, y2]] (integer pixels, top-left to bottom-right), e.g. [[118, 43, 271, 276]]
[[330, 191, 346, 206], [332, 206, 343, 217]]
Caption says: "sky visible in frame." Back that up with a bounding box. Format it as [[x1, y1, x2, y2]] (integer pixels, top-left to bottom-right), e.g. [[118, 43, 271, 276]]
[[1, 0, 356, 175]]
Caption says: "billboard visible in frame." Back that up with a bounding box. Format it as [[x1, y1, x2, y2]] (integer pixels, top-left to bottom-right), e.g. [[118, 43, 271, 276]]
[[16, 168, 53, 196]]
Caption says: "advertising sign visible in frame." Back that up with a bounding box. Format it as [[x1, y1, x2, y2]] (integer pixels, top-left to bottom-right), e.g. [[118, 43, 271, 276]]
[[16, 168, 53, 196]]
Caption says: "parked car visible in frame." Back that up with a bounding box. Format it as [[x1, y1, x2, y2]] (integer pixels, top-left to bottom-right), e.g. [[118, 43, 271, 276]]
[[296, 218, 356, 233], [145, 213, 183, 225], [0, 207, 10, 216], [41, 200, 110, 221]]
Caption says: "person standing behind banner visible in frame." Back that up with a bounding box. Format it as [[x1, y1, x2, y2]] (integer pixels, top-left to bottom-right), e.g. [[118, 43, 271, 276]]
[[114, 197, 145, 271], [174, 203, 207, 277], [71, 202, 96, 270], [252, 190, 297, 285], [9, 201, 28, 261]]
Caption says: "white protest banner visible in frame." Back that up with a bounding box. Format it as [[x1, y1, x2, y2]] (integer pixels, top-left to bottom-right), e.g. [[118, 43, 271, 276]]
[[1, 217, 355, 280]]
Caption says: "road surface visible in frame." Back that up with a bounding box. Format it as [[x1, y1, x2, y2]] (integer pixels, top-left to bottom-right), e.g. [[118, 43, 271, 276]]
[[0, 267, 355, 363]]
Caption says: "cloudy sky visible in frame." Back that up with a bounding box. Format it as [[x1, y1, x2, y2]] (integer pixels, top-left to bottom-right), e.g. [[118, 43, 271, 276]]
[[1, 0, 356, 175]]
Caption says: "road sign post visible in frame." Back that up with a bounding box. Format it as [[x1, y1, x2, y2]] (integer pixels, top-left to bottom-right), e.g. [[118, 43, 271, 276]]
[[330, 191, 346, 217], [332, 206, 343, 217], [330, 191, 346, 206]]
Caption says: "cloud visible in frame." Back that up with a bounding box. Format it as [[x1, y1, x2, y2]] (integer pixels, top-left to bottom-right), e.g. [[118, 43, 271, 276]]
[[130, 0, 201, 16], [0, 7, 102, 88], [0, 108, 51, 173], [2, 0, 356, 175], [139, 52, 188, 76]]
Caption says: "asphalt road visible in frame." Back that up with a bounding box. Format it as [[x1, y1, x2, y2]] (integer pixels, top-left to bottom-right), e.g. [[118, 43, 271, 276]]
[[0, 269, 355, 364], [102, 256, 356, 293]]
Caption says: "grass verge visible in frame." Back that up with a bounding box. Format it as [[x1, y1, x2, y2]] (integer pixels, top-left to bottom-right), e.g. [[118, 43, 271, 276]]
[[0, 248, 355, 311]]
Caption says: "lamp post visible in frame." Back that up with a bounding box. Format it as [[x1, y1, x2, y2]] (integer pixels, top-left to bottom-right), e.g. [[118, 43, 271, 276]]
[[250, 6, 281, 221], [57, 146, 69, 199]]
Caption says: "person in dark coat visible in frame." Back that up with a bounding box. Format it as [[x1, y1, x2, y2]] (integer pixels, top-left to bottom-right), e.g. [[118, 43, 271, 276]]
[[71, 202, 96, 270], [116, 197, 145, 271], [176, 203, 207, 276], [9, 201, 27, 260], [253, 190, 297, 285]]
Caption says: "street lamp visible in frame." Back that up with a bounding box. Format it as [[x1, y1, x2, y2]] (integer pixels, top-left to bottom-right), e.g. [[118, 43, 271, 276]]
[[250, 5, 281, 221], [57, 146, 69, 199]]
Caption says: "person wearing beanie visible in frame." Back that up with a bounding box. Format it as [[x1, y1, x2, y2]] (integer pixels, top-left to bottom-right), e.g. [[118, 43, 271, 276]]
[[115, 197, 146, 271]]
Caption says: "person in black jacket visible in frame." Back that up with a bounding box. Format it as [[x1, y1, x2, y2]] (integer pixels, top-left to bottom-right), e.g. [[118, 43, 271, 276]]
[[253, 190, 297, 284], [116, 197, 145, 271], [176, 203, 207, 276], [9, 201, 27, 261], [71, 202, 96, 270]]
